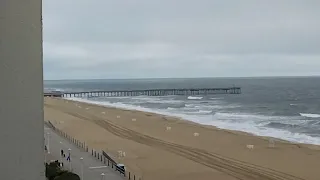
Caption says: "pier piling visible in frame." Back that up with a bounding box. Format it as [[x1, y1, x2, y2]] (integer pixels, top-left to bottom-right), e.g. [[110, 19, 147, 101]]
[[51, 87, 242, 98]]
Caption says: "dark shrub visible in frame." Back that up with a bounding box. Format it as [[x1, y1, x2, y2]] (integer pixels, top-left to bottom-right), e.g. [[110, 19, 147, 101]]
[[45, 160, 80, 180], [54, 171, 80, 180], [45, 161, 61, 180]]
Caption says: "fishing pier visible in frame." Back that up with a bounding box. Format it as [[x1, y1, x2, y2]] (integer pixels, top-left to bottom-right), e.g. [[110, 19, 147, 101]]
[[45, 87, 241, 98]]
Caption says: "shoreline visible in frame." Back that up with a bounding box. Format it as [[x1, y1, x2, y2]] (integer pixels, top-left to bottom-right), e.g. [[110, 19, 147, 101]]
[[44, 97, 320, 180], [66, 97, 320, 148]]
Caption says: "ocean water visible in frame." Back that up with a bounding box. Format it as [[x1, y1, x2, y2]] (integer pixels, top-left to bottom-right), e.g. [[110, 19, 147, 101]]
[[44, 77, 320, 145]]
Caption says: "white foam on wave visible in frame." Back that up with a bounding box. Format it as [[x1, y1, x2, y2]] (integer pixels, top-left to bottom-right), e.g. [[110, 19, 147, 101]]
[[214, 112, 284, 121], [300, 113, 320, 118], [181, 110, 213, 115], [198, 110, 212, 114], [131, 96, 162, 101], [147, 99, 183, 104], [102, 96, 133, 100], [108, 96, 183, 104], [167, 107, 176, 110], [183, 103, 224, 110], [66, 97, 320, 145], [210, 97, 224, 100], [213, 112, 305, 125], [67, 97, 184, 119], [201, 104, 232, 109], [187, 96, 203, 100]]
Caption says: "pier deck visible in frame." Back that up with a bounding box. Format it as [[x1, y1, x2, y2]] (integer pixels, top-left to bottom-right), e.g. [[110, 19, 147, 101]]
[[59, 87, 241, 98]]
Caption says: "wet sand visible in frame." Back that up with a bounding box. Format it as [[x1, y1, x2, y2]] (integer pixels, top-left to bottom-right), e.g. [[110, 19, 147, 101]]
[[44, 97, 320, 180]]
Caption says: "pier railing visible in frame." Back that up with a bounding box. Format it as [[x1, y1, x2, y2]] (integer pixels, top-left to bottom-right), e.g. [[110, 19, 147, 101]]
[[62, 87, 241, 98], [45, 121, 142, 180]]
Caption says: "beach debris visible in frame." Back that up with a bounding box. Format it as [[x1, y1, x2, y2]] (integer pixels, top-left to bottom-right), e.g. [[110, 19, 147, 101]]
[[132, 118, 136, 121], [268, 138, 275, 148], [166, 126, 171, 131], [246, 144, 254, 150], [193, 132, 199, 137], [117, 115, 121, 119], [118, 150, 126, 158], [101, 112, 106, 114]]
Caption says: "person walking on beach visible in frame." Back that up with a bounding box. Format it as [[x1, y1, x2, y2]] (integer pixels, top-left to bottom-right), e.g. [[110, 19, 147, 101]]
[[66, 153, 71, 162], [61, 149, 64, 156]]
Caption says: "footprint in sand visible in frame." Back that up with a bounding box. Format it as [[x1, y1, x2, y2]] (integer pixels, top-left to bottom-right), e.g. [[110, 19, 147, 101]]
[[193, 132, 199, 137], [85, 107, 89, 110], [101, 112, 106, 114]]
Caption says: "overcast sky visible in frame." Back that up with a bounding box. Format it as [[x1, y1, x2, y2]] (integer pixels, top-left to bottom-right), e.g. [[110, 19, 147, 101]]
[[43, 0, 320, 80]]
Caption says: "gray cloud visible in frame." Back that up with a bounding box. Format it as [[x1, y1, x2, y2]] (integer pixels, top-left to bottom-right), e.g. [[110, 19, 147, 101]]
[[43, 0, 320, 79]]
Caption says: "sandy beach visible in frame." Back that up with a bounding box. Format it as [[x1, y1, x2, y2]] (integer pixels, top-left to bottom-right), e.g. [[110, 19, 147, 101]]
[[44, 97, 320, 180]]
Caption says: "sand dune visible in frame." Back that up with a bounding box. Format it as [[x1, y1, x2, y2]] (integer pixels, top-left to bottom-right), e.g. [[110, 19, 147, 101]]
[[44, 97, 320, 180]]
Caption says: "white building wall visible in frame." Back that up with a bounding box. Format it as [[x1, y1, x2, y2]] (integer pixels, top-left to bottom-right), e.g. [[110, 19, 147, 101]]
[[0, 0, 45, 179]]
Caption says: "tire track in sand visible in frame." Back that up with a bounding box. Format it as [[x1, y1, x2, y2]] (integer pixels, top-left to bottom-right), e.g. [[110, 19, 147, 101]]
[[46, 104, 305, 180]]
